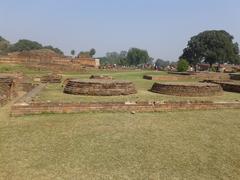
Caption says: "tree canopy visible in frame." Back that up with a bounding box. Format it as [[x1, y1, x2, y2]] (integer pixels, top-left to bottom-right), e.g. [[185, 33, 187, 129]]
[[99, 48, 151, 66], [0, 36, 10, 55], [78, 48, 96, 58], [180, 30, 240, 68], [9, 39, 43, 52], [0, 37, 64, 55], [155, 59, 170, 69], [127, 48, 150, 66], [44, 45, 64, 55]]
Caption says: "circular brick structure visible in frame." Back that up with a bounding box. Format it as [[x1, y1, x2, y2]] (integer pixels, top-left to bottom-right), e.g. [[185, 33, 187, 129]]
[[64, 79, 137, 96], [150, 82, 223, 96]]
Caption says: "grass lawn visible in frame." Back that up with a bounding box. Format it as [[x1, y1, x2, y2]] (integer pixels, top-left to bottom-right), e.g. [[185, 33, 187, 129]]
[[0, 64, 50, 77], [0, 107, 240, 179], [1, 64, 240, 179], [35, 71, 240, 103]]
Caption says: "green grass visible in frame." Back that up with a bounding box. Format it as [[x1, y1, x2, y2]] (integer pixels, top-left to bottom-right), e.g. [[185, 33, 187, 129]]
[[0, 109, 240, 179], [0, 64, 50, 77], [35, 71, 240, 103], [1, 64, 240, 179]]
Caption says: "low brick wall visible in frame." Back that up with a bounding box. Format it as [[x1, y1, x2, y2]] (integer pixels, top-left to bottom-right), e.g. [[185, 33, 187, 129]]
[[202, 80, 240, 93], [11, 101, 240, 116], [151, 82, 223, 96], [230, 73, 240, 80]]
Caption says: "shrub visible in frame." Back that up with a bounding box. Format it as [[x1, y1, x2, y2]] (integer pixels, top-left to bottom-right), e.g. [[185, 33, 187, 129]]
[[177, 59, 189, 72]]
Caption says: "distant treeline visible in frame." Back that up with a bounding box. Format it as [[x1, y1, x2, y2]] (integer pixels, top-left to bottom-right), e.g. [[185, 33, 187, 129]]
[[1, 29, 239, 68], [0, 37, 64, 55]]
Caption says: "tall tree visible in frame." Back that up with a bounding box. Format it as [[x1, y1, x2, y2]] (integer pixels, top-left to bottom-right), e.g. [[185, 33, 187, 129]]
[[71, 50, 75, 57], [180, 30, 240, 70], [89, 48, 96, 57], [0, 36, 10, 55], [155, 59, 170, 69], [127, 48, 150, 66]]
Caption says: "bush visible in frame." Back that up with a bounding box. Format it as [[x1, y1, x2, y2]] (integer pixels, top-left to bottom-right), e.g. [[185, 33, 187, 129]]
[[177, 59, 189, 72]]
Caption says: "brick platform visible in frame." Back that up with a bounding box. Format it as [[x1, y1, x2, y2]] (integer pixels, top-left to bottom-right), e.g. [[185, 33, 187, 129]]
[[151, 82, 223, 96], [64, 79, 137, 96]]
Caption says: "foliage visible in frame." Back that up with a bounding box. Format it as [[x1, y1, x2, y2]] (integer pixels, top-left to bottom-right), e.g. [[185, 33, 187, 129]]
[[155, 59, 170, 69], [78, 48, 96, 58], [9, 39, 43, 52], [89, 48, 96, 57], [100, 51, 128, 65], [71, 50, 75, 56], [44, 45, 64, 55], [127, 48, 150, 66], [177, 59, 189, 72], [0, 36, 10, 55], [180, 30, 240, 67]]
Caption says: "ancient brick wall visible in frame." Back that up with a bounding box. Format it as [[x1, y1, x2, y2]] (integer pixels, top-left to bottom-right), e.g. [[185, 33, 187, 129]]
[[230, 73, 240, 80], [202, 80, 240, 93], [0, 56, 99, 71], [11, 101, 240, 116]]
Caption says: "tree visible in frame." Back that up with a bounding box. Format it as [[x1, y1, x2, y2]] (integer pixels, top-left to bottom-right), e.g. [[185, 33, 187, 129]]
[[177, 59, 189, 72], [127, 48, 150, 66], [9, 39, 43, 52], [71, 50, 75, 57], [155, 59, 170, 69], [0, 36, 10, 55], [44, 45, 64, 55], [180, 30, 240, 70], [89, 48, 96, 57]]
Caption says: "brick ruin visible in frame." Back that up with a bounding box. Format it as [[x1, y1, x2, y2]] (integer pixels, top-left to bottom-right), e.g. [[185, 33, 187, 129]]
[[145, 72, 230, 81], [64, 79, 137, 96], [230, 73, 240, 80], [202, 80, 240, 93], [0, 49, 100, 72], [0, 76, 17, 106], [40, 74, 62, 83], [89, 75, 113, 80], [11, 101, 240, 116], [151, 82, 223, 97]]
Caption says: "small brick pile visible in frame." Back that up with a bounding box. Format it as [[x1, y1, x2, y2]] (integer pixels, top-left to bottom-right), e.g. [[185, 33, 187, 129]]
[[64, 79, 137, 96], [40, 74, 62, 83], [89, 75, 113, 80], [151, 82, 223, 97]]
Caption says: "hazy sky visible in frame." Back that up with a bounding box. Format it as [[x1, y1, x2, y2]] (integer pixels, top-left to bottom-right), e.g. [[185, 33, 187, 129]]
[[0, 0, 240, 60]]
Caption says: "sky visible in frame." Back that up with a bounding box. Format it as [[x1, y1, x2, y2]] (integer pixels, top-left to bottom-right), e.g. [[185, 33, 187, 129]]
[[0, 0, 240, 61]]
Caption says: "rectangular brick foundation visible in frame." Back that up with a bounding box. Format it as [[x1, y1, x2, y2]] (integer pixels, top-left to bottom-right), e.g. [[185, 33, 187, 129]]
[[11, 101, 240, 116]]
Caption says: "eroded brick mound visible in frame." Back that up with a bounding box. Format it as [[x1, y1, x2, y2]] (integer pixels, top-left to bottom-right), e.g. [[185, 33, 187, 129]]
[[89, 75, 113, 80], [230, 73, 240, 80], [151, 82, 223, 97], [41, 74, 62, 83], [64, 79, 137, 96]]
